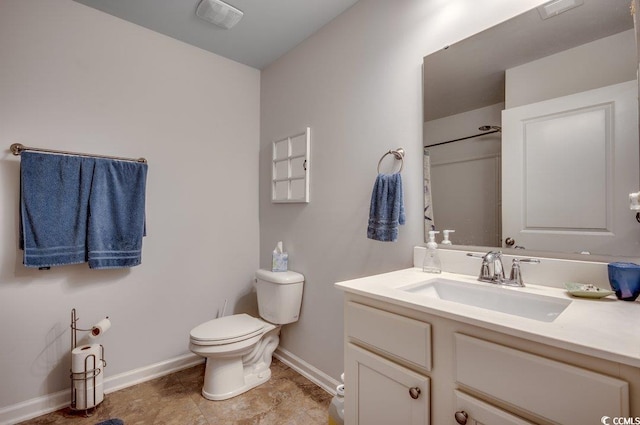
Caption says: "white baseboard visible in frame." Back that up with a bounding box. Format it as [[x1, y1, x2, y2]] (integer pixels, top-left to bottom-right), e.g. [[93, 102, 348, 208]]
[[0, 353, 203, 425], [274, 347, 340, 396], [0, 389, 70, 425]]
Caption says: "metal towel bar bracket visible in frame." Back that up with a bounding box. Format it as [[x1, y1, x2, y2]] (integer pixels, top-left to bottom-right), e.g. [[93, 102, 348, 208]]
[[377, 148, 405, 173]]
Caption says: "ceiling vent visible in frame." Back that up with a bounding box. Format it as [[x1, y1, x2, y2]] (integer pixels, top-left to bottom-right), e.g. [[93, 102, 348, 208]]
[[196, 0, 243, 29], [537, 0, 584, 20]]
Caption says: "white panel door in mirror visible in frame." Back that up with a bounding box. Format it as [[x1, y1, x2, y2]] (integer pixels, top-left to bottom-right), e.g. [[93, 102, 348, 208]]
[[272, 127, 310, 203], [502, 80, 639, 253]]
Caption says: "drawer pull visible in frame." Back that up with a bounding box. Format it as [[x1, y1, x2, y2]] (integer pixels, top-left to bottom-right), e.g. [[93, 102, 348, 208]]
[[454, 410, 468, 424], [409, 387, 421, 399]]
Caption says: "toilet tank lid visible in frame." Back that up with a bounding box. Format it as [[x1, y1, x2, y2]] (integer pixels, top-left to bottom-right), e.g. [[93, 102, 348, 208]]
[[256, 269, 304, 284]]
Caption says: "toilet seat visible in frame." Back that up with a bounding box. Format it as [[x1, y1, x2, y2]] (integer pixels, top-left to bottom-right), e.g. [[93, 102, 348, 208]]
[[190, 313, 266, 346]]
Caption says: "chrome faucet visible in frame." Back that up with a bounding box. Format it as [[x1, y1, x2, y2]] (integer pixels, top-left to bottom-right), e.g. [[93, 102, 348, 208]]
[[467, 251, 540, 287], [467, 251, 505, 283]]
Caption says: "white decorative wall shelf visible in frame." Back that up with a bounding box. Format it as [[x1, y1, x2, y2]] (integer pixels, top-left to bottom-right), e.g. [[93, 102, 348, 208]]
[[271, 127, 310, 203]]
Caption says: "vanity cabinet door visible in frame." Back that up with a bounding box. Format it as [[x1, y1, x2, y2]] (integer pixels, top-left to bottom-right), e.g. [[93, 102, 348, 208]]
[[454, 390, 535, 425], [345, 343, 430, 425]]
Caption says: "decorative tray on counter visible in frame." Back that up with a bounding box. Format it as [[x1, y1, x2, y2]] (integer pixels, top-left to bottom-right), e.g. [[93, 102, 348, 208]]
[[564, 282, 614, 299]]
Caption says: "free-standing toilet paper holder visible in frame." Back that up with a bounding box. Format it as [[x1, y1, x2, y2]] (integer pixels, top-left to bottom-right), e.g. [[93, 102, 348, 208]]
[[70, 308, 107, 416]]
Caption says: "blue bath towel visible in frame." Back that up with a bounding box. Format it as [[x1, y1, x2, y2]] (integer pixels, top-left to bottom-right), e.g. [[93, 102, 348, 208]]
[[20, 152, 94, 268], [87, 158, 148, 269], [367, 173, 405, 242], [20, 152, 147, 269]]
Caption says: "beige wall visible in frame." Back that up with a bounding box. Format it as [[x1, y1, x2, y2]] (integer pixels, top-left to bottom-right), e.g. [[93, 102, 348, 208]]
[[0, 0, 260, 413], [260, 0, 548, 381]]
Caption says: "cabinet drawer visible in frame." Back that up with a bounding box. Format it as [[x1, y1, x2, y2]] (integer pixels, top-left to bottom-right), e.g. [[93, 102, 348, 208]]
[[346, 302, 431, 370], [455, 334, 629, 424], [454, 390, 534, 425]]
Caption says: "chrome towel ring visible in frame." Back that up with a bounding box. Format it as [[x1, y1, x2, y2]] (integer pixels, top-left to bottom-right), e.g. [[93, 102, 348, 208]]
[[377, 148, 405, 173]]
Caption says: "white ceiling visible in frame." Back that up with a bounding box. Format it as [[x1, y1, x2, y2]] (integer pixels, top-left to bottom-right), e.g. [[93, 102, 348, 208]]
[[73, 0, 361, 69]]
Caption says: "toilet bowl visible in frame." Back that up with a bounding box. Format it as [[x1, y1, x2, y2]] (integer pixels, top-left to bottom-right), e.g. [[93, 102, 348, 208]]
[[189, 314, 279, 400], [189, 269, 304, 400]]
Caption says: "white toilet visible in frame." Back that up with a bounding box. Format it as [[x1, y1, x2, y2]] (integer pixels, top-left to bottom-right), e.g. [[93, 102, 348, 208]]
[[189, 269, 304, 400]]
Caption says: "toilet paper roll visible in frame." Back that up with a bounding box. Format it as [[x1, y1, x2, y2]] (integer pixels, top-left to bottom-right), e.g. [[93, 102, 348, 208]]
[[71, 344, 104, 409], [71, 344, 103, 386], [89, 318, 111, 338], [74, 382, 104, 410]]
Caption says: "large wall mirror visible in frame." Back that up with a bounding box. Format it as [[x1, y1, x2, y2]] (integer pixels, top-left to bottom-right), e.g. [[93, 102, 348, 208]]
[[423, 0, 640, 259]]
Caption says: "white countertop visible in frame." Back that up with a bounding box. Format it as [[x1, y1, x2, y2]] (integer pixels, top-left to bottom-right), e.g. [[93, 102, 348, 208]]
[[336, 267, 640, 368]]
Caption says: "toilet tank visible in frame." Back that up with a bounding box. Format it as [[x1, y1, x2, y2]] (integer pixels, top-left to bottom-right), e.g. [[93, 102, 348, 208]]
[[255, 269, 304, 324]]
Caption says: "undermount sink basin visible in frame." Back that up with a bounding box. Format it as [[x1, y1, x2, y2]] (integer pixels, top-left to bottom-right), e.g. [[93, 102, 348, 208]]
[[399, 278, 571, 322]]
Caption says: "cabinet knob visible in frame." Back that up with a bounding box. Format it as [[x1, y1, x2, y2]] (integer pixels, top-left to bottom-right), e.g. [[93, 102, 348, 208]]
[[408, 387, 421, 399], [454, 410, 468, 424]]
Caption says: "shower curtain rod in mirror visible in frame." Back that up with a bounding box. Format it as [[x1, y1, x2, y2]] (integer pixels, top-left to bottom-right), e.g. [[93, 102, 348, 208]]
[[425, 127, 501, 149]]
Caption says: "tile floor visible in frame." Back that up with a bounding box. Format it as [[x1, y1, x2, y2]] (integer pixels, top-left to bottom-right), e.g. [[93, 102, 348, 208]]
[[18, 359, 333, 425]]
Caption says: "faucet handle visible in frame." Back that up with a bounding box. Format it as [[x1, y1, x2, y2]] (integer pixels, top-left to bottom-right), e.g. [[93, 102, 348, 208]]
[[509, 258, 540, 286]]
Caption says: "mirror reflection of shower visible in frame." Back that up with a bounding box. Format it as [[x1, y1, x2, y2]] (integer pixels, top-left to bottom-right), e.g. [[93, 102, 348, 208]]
[[424, 121, 503, 246]]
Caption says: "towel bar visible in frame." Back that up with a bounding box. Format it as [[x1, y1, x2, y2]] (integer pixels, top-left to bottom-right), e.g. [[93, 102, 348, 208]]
[[10, 143, 147, 164], [377, 148, 404, 173]]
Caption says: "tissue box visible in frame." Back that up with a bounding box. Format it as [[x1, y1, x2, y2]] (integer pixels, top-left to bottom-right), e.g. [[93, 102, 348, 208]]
[[272, 252, 288, 272]]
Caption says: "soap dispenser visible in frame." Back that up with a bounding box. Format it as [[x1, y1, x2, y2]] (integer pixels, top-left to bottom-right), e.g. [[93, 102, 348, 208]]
[[423, 230, 442, 274], [441, 230, 455, 245]]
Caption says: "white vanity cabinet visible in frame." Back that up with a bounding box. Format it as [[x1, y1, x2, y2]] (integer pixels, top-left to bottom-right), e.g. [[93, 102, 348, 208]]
[[343, 296, 636, 425]]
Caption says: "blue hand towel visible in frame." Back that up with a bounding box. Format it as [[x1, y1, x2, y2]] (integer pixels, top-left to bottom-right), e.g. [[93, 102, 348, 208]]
[[20, 152, 94, 268], [87, 158, 148, 269], [367, 173, 405, 242]]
